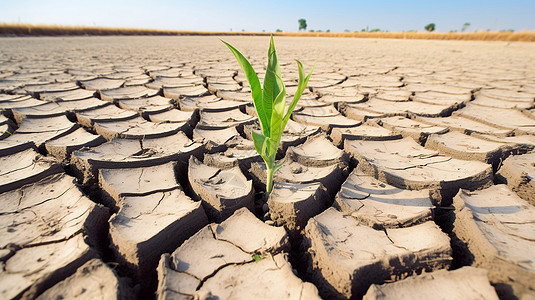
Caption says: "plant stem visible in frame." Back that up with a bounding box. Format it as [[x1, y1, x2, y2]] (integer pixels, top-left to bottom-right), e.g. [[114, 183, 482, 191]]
[[266, 165, 274, 197]]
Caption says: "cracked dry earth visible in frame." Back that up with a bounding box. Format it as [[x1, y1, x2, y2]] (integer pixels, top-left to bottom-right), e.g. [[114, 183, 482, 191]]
[[0, 36, 534, 300]]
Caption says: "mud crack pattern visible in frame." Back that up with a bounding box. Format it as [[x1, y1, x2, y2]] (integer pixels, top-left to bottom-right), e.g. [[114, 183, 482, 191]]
[[0, 36, 534, 299]]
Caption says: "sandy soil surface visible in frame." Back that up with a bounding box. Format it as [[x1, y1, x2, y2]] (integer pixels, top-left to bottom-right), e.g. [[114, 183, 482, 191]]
[[1, 36, 535, 299]]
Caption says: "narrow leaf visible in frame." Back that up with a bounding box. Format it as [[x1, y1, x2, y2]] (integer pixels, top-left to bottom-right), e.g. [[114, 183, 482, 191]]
[[282, 59, 316, 128], [273, 160, 284, 173], [252, 130, 270, 163], [269, 70, 286, 159], [262, 35, 283, 136], [221, 40, 268, 135]]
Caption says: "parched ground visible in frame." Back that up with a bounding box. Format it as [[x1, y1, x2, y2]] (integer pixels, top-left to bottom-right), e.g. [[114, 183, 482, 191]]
[[1, 36, 535, 300]]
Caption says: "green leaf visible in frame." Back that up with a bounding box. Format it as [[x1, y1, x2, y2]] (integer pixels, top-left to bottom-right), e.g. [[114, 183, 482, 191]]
[[273, 160, 284, 173], [262, 35, 283, 137], [269, 70, 286, 159], [221, 40, 268, 135], [252, 130, 270, 163], [223, 36, 314, 198], [282, 59, 316, 129], [252, 254, 263, 262]]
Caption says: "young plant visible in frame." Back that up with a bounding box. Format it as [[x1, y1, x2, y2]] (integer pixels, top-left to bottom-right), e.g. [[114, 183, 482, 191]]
[[222, 36, 315, 198]]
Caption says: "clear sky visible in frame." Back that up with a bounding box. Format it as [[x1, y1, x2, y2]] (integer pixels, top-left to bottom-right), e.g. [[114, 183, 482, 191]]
[[1, 0, 534, 33]]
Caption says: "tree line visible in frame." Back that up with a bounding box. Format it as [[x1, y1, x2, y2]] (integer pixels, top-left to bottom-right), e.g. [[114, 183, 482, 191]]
[[293, 19, 513, 33]]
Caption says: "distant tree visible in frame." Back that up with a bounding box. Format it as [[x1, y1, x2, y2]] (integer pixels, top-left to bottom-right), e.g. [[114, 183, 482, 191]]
[[326, 29, 330, 32], [424, 23, 436, 32], [449, 30, 458, 33], [276, 29, 283, 32], [344, 29, 350, 32], [462, 22, 470, 32], [309, 29, 315, 32], [298, 19, 307, 31], [369, 28, 381, 32]]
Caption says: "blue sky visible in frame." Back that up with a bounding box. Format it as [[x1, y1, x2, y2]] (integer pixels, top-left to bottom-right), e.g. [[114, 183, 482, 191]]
[[1, 0, 534, 32]]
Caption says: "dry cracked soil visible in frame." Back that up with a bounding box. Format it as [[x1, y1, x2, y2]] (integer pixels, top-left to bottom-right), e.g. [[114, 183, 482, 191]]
[[0, 36, 535, 300]]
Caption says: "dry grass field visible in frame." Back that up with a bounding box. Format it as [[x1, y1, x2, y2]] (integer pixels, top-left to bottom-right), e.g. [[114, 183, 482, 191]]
[[1, 23, 535, 41]]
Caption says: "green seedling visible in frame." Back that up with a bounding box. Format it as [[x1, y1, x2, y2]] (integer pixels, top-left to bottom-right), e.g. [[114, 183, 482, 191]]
[[252, 253, 264, 262], [222, 36, 315, 198]]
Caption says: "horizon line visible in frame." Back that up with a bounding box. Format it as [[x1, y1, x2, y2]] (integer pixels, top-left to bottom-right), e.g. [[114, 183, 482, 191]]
[[1, 23, 534, 42]]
